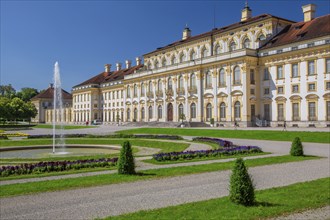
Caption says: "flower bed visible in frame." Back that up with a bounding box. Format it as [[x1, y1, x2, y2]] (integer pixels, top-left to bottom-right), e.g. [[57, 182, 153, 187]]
[[0, 132, 29, 138], [152, 146, 262, 162], [192, 137, 233, 147], [0, 157, 118, 177]]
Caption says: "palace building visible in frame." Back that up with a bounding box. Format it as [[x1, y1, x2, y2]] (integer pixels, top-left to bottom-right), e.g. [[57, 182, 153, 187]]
[[69, 3, 330, 128]]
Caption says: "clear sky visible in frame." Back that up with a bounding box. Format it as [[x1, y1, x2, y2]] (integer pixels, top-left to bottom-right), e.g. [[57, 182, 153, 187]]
[[1, 0, 329, 92]]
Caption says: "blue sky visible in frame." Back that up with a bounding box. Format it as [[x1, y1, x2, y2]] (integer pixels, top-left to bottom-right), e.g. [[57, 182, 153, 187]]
[[1, 0, 329, 92]]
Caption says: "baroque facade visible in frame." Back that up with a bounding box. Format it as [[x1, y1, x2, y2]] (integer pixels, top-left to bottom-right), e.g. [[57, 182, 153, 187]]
[[70, 4, 330, 127]]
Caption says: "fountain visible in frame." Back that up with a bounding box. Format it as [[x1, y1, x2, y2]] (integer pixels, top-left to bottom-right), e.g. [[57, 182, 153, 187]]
[[52, 62, 66, 154]]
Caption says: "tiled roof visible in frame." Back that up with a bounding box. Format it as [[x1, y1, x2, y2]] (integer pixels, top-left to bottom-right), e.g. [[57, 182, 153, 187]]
[[73, 64, 144, 88], [144, 14, 295, 56], [31, 87, 72, 100], [260, 14, 330, 49]]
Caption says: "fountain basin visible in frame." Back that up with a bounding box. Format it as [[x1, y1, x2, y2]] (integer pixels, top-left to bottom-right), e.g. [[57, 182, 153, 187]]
[[0, 145, 121, 159]]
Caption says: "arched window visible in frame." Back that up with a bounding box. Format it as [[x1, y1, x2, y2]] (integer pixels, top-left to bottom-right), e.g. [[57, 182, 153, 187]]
[[133, 108, 137, 120], [171, 56, 176, 65], [214, 45, 221, 55], [127, 86, 131, 98], [158, 105, 162, 119], [202, 48, 208, 58], [243, 38, 250, 48], [190, 50, 196, 60], [141, 83, 145, 96], [148, 81, 153, 92], [147, 62, 151, 69], [162, 58, 167, 67], [158, 79, 162, 91], [234, 101, 241, 119], [233, 66, 241, 85], [206, 103, 212, 120], [168, 77, 172, 90], [258, 34, 266, 41], [190, 103, 196, 119], [205, 71, 212, 88], [220, 102, 226, 120], [133, 84, 137, 97], [219, 68, 226, 87], [178, 104, 184, 117], [154, 60, 159, 69], [178, 75, 184, 89], [179, 53, 186, 63], [230, 41, 236, 51], [127, 108, 131, 120], [141, 107, 145, 120], [190, 73, 196, 87], [148, 106, 153, 119]]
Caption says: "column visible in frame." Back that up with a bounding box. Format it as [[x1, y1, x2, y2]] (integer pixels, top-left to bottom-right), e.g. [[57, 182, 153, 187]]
[[241, 64, 248, 123], [163, 78, 167, 122], [123, 86, 127, 122], [173, 77, 178, 121], [153, 81, 157, 121], [212, 68, 218, 121], [226, 65, 232, 121], [196, 71, 203, 121]]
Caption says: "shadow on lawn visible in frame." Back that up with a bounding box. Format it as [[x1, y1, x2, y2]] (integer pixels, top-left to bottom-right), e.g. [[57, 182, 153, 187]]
[[133, 172, 156, 176], [253, 201, 281, 207]]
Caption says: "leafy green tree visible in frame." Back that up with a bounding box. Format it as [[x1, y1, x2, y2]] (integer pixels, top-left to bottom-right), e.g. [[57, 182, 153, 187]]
[[0, 97, 11, 123], [0, 84, 16, 99], [229, 158, 255, 206], [8, 97, 25, 122], [22, 102, 38, 123], [16, 87, 39, 102], [290, 137, 304, 156], [118, 141, 135, 175]]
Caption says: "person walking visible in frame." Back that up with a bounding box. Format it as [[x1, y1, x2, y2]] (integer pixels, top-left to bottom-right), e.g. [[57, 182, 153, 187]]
[[283, 120, 287, 131]]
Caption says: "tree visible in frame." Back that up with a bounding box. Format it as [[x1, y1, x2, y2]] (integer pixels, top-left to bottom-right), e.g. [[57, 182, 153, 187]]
[[118, 141, 135, 175], [290, 137, 304, 156], [22, 102, 38, 123], [229, 158, 255, 206], [8, 97, 25, 122], [0, 84, 16, 99], [16, 87, 39, 102], [0, 97, 11, 123], [179, 113, 186, 123]]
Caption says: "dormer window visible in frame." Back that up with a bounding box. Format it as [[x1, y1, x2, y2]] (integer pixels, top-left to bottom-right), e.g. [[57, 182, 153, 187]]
[[243, 38, 250, 49], [229, 41, 236, 51]]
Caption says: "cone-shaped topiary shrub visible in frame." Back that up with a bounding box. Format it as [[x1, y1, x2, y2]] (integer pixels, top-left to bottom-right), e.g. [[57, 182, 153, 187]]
[[229, 158, 255, 206], [118, 141, 135, 174], [290, 137, 304, 156]]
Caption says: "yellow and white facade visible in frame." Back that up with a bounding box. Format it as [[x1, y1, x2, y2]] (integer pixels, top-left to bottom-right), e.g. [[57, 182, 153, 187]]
[[71, 4, 330, 127]]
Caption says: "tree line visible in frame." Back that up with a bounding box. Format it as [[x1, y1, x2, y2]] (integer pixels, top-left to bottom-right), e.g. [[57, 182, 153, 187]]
[[0, 84, 38, 123]]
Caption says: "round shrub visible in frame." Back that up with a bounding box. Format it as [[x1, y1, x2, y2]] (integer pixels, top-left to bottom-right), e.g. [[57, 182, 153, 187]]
[[229, 158, 255, 206], [118, 141, 135, 175], [290, 137, 304, 156]]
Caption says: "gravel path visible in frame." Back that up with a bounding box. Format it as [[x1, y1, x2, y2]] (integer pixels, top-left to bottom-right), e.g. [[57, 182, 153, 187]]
[[1, 159, 329, 220], [269, 206, 330, 220]]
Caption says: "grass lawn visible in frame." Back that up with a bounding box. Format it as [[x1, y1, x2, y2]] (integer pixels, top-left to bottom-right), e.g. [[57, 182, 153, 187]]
[[118, 128, 330, 143], [0, 138, 189, 153], [104, 177, 330, 220], [0, 155, 319, 198], [34, 124, 95, 129]]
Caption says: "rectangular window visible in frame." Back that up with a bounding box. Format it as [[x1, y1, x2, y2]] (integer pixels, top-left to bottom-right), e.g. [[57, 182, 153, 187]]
[[277, 86, 284, 94], [292, 103, 300, 121], [292, 63, 299, 77], [264, 88, 270, 95], [264, 68, 269, 80], [277, 66, 283, 79], [292, 85, 299, 93], [277, 104, 284, 121], [250, 69, 255, 84], [326, 81, 330, 90], [326, 58, 330, 74], [327, 101, 330, 121], [264, 104, 270, 121], [308, 83, 316, 91], [308, 60, 315, 75], [308, 102, 316, 121], [250, 88, 255, 95]]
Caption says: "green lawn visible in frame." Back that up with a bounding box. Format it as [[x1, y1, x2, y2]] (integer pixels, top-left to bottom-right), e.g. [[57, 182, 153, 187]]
[[118, 128, 330, 143], [0, 138, 189, 153], [0, 155, 319, 198], [105, 177, 330, 220], [34, 124, 94, 129]]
